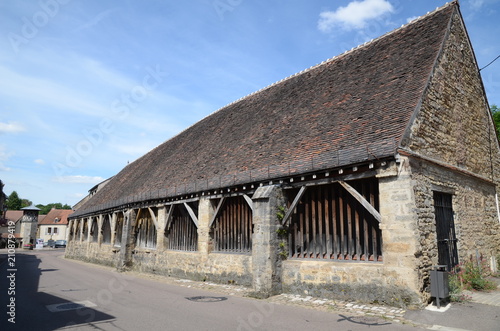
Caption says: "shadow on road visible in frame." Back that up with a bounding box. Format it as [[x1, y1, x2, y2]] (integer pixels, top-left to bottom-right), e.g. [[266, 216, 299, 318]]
[[1, 251, 115, 330]]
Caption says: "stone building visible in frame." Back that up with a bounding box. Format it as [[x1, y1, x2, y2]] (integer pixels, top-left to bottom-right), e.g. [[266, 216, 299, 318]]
[[67, 2, 500, 307], [20, 205, 41, 246], [37, 209, 72, 244]]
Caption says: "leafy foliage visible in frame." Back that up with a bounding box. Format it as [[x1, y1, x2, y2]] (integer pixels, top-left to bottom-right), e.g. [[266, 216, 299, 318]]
[[491, 104, 500, 140], [6, 191, 22, 210], [449, 255, 497, 302], [35, 203, 72, 215]]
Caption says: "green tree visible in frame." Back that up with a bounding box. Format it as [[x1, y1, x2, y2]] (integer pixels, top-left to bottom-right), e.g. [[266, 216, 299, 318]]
[[6, 191, 22, 210], [35, 203, 72, 215], [491, 104, 500, 140], [21, 199, 32, 208]]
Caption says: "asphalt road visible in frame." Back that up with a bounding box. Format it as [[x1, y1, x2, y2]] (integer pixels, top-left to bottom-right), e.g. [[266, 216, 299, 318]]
[[0, 249, 425, 331]]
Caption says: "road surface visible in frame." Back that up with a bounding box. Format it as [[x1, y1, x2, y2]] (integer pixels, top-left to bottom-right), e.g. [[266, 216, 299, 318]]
[[0, 249, 424, 330]]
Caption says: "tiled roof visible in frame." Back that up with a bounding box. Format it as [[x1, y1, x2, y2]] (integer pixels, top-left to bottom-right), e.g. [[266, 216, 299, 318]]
[[3, 210, 23, 224], [72, 2, 457, 218], [38, 209, 72, 225]]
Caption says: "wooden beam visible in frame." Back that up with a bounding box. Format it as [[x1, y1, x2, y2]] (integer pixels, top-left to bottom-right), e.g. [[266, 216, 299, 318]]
[[243, 194, 253, 212], [165, 205, 175, 231], [339, 181, 381, 223], [209, 197, 225, 228], [282, 186, 307, 227], [183, 202, 198, 228], [147, 207, 159, 230]]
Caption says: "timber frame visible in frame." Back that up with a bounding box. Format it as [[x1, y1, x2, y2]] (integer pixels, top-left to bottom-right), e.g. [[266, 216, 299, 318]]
[[66, 2, 500, 308]]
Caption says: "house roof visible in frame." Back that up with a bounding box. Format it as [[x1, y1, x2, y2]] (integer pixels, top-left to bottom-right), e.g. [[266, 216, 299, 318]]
[[72, 2, 458, 218], [38, 209, 72, 225], [2, 210, 23, 224]]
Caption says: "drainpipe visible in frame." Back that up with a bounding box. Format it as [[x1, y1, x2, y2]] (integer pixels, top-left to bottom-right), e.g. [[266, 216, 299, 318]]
[[496, 193, 500, 224]]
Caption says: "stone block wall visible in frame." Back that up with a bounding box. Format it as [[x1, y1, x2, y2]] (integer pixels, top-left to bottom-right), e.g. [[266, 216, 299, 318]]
[[403, 11, 500, 182], [282, 260, 420, 307], [410, 158, 500, 277]]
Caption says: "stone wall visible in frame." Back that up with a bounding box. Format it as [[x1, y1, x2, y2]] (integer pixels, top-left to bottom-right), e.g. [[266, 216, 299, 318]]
[[282, 260, 419, 307], [403, 11, 500, 182], [401, 9, 500, 292], [410, 158, 500, 278]]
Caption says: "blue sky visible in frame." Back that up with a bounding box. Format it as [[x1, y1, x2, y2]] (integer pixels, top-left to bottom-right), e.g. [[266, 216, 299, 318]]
[[1, 0, 499, 207]]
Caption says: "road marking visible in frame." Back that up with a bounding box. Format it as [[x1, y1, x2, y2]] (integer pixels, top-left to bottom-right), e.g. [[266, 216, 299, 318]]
[[46, 300, 96, 313], [429, 325, 471, 331]]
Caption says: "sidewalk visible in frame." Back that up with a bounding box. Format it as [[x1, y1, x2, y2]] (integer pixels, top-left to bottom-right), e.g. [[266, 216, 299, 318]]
[[404, 279, 500, 331], [106, 265, 500, 331]]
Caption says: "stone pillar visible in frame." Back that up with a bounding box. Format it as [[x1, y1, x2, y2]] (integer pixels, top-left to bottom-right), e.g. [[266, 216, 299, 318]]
[[251, 185, 284, 298], [110, 213, 117, 246], [66, 220, 73, 242], [198, 197, 214, 260], [119, 209, 136, 270], [156, 206, 167, 250], [86, 218, 92, 243], [378, 157, 421, 301], [97, 215, 103, 244]]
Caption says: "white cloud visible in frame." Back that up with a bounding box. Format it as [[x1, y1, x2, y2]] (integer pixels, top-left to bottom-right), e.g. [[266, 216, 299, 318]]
[[469, 0, 485, 11], [0, 121, 25, 134], [406, 16, 418, 23], [34, 159, 45, 165], [52, 175, 105, 184], [318, 0, 394, 32]]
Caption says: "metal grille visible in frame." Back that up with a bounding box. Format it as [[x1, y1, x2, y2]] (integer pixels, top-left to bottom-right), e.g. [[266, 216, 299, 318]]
[[434, 192, 458, 271]]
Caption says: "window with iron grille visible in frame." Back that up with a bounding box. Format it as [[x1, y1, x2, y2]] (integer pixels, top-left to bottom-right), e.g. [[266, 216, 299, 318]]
[[166, 203, 198, 251], [212, 196, 253, 253], [287, 179, 382, 261]]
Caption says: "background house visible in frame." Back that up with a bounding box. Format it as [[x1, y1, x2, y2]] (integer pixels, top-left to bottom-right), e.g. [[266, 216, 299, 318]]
[[37, 209, 72, 244]]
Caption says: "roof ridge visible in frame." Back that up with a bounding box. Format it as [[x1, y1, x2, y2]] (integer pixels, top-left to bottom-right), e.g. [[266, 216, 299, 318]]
[[143, 2, 456, 159], [178, 2, 456, 130]]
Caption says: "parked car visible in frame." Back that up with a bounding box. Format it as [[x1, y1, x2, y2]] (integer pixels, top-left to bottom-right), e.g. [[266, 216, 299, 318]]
[[54, 240, 66, 248]]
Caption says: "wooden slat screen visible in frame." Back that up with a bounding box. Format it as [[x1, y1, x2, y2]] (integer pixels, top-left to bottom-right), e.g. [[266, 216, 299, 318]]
[[91, 218, 99, 242], [114, 213, 124, 247], [102, 215, 112, 244], [167, 204, 198, 251], [72, 221, 79, 241], [213, 196, 253, 253], [135, 210, 157, 249], [82, 220, 88, 241], [288, 179, 382, 261]]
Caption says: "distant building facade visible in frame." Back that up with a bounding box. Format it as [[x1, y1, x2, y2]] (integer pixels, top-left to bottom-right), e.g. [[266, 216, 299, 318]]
[[37, 209, 72, 244]]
